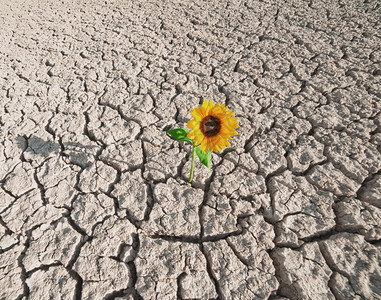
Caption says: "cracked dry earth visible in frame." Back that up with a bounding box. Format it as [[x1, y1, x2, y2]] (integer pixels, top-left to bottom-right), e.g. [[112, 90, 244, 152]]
[[0, 0, 381, 299]]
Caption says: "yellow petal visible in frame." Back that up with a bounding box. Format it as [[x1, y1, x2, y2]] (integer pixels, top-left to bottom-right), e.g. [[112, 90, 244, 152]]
[[186, 99, 239, 153], [187, 119, 198, 129]]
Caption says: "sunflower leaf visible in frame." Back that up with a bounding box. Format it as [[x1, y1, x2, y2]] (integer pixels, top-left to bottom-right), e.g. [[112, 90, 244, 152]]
[[166, 128, 193, 144], [195, 146, 211, 170]]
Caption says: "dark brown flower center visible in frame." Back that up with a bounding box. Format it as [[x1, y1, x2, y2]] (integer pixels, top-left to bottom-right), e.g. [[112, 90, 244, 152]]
[[200, 116, 221, 137]]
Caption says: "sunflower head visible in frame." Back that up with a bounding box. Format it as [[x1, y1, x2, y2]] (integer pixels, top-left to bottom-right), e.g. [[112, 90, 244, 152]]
[[187, 99, 239, 153]]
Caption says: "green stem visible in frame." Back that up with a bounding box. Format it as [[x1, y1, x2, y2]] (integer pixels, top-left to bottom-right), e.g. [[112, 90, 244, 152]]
[[188, 144, 196, 183]]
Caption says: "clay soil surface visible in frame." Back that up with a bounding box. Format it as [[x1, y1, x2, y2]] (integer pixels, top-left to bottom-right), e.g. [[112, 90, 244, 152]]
[[1, 0, 380, 299]]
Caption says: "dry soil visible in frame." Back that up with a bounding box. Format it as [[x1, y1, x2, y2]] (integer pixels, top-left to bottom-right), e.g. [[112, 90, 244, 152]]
[[0, 0, 380, 299]]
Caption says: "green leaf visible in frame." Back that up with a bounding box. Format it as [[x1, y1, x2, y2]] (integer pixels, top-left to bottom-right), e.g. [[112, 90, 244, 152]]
[[195, 146, 211, 170], [166, 128, 193, 144]]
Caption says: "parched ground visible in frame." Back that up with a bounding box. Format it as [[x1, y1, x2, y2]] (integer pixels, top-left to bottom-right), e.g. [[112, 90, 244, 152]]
[[0, 0, 380, 299]]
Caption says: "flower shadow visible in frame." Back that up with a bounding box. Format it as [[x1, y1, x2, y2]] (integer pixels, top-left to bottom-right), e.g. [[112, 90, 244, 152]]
[[15, 135, 128, 169]]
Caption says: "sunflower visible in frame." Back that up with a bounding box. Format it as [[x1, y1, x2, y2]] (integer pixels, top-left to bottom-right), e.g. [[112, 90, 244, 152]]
[[187, 99, 239, 153]]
